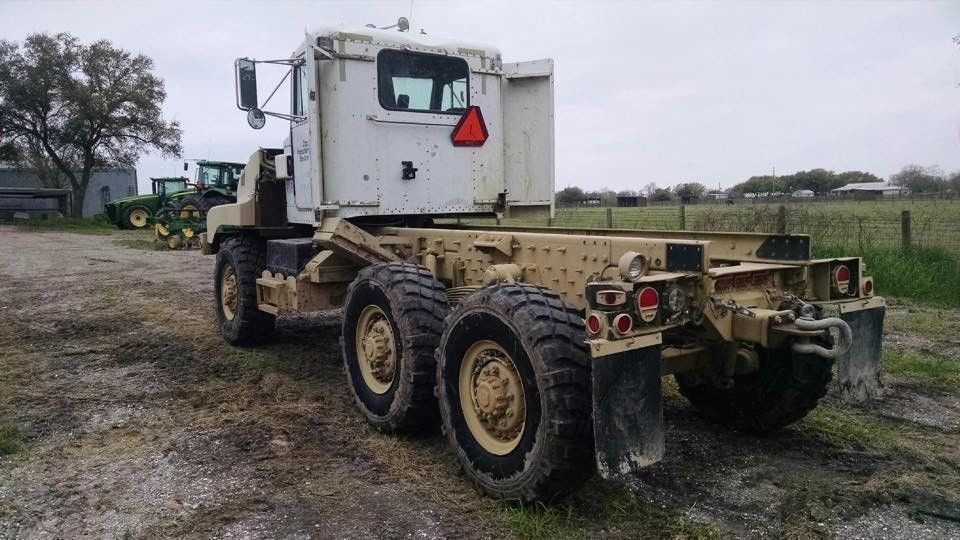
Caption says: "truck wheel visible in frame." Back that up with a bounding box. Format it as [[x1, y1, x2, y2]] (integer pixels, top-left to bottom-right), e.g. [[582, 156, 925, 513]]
[[342, 262, 448, 433], [436, 284, 593, 502], [675, 344, 833, 432], [122, 205, 152, 229], [214, 237, 275, 345]]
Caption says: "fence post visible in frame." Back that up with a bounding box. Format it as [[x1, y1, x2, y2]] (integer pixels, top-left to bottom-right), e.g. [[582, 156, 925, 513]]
[[901, 210, 911, 252], [605, 207, 613, 229], [776, 205, 787, 234], [547, 216, 553, 227], [679, 205, 686, 230]]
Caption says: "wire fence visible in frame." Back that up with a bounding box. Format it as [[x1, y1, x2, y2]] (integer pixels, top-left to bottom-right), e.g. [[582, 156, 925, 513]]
[[474, 200, 960, 255]]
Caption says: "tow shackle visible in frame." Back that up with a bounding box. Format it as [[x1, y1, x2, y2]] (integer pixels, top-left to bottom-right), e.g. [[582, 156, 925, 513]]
[[791, 317, 853, 359]]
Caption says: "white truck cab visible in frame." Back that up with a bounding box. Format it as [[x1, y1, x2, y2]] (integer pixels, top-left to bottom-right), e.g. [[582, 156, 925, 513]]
[[210, 23, 556, 238]]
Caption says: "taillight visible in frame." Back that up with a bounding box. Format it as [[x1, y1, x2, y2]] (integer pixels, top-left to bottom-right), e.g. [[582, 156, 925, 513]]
[[833, 265, 850, 294], [862, 277, 873, 296], [586, 313, 603, 336], [613, 313, 634, 335], [636, 286, 659, 323], [595, 289, 627, 307]]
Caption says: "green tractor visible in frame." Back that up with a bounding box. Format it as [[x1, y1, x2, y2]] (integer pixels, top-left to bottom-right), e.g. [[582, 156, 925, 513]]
[[154, 160, 243, 249], [104, 177, 192, 229]]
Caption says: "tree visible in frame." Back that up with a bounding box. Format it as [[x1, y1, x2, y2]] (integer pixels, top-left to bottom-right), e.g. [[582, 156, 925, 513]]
[[555, 186, 585, 204], [641, 182, 657, 196], [890, 165, 945, 194], [0, 33, 181, 216], [616, 189, 638, 197], [674, 182, 706, 201], [651, 188, 673, 202]]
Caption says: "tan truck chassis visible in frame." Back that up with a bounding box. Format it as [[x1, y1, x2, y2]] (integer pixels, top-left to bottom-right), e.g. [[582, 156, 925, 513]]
[[203, 200, 885, 501]]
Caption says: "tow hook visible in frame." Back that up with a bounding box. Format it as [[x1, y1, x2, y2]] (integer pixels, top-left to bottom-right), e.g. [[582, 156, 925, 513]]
[[791, 317, 853, 359]]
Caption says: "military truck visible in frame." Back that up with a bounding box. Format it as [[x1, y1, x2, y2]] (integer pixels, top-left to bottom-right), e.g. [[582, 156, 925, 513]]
[[105, 177, 189, 229], [201, 20, 885, 502]]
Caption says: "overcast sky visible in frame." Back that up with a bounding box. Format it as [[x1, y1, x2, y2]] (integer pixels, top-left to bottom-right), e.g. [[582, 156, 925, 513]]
[[2, 0, 958, 194]]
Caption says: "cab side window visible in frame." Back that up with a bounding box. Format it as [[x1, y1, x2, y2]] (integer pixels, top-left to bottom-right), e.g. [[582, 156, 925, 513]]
[[292, 62, 309, 116], [377, 49, 469, 114]]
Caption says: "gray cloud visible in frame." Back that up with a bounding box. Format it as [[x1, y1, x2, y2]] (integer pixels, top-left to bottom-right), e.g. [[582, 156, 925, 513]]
[[2, 0, 958, 193]]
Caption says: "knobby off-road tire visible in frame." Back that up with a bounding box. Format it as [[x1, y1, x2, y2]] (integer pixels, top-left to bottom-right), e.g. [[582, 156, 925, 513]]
[[214, 237, 276, 345], [675, 344, 833, 432], [121, 205, 152, 229], [437, 284, 593, 503], [342, 262, 448, 433]]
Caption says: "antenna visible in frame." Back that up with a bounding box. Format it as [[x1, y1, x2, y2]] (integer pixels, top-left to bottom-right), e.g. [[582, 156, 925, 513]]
[[366, 17, 410, 32]]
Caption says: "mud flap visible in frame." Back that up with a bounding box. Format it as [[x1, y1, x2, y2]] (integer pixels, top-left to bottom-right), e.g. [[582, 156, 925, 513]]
[[838, 306, 885, 402], [592, 345, 664, 480]]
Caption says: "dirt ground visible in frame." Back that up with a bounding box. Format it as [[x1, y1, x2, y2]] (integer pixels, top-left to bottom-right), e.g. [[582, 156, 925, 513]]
[[1, 227, 958, 539]]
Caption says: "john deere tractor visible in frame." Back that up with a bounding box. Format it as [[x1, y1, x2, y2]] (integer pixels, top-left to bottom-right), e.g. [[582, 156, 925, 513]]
[[105, 177, 191, 229], [155, 160, 243, 248]]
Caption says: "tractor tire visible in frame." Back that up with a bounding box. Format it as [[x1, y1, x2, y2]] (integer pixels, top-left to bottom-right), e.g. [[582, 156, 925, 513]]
[[675, 344, 833, 433], [121, 205, 152, 229], [214, 236, 275, 345], [342, 262, 448, 433], [436, 284, 593, 503]]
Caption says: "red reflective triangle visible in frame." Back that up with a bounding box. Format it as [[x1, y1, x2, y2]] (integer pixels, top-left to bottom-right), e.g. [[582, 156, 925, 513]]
[[451, 106, 488, 147]]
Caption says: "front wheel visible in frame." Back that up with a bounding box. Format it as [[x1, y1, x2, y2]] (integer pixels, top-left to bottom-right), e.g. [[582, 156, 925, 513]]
[[437, 284, 593, 503], [214, 237, 275, 345], [122, 205, 152, 229]]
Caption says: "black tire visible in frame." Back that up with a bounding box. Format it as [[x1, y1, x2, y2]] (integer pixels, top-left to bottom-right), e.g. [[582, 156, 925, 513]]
[[675, 344, 833, 432], [214, 236, 275, 345], [436, 284, 593, 503], [342, 262, 448, 433], [183, 193, 232, 212], [120, 205, 152, 229]]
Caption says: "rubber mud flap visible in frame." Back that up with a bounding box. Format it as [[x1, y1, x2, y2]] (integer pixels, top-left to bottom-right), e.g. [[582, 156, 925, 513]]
[[592, 345, 664, 480], [838, 306, 885, 402]]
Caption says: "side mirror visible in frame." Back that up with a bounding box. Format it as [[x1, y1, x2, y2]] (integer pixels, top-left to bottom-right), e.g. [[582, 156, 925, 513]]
[[236, 58, 258, 110]]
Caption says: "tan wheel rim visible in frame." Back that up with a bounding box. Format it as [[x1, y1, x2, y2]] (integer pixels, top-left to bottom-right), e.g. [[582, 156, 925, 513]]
[[459, 340, 526, 455], [129, 208, 149, 228], [355, 305, 398, 394], [220, 265, 238, 321], [179, 204, 200, 219], [156, 223, 170, 237], [167, 235, 182, 249]]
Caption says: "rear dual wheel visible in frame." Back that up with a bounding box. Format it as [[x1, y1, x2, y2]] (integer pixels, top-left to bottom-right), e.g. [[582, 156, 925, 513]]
[[342, 273, 594, 502], [436, 284, 593, 502]]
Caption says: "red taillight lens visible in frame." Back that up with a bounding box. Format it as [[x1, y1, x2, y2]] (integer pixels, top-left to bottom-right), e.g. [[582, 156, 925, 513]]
[[613, 313, 633, 335], [636, 286, 659, 323], [834, 264, 850, 294], [863, 278, 873, 295], [586, 313, 603, 336]]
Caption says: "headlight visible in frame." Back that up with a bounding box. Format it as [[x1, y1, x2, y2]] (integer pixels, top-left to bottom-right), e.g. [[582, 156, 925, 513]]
[[618, 251, 650, 282], [663, 286, 686, 314]]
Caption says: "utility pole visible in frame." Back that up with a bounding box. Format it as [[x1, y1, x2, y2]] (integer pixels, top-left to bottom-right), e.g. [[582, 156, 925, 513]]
[[772, 166, 776, 198]]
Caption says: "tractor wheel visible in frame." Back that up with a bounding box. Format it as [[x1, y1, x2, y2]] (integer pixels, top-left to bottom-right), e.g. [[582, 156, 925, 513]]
[[675, 343, 833, 433], [122, 205, 152, 229], [436, 284, 593, 503], [179, 194, 232, 218], [342, 262, 448, 433], [214, 236, 275, 345]]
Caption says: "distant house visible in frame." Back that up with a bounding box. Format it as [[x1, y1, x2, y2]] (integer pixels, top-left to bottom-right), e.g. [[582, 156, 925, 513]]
[[831, 182, 907, 200], [616, 195, 648, 207], [705, 191, 729, 201], [791, 189, 815, 198], [0, 163, 137, 218]]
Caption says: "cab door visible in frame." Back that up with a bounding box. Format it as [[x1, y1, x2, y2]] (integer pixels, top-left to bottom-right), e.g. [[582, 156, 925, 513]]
[[290, 54, 320, 211]]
